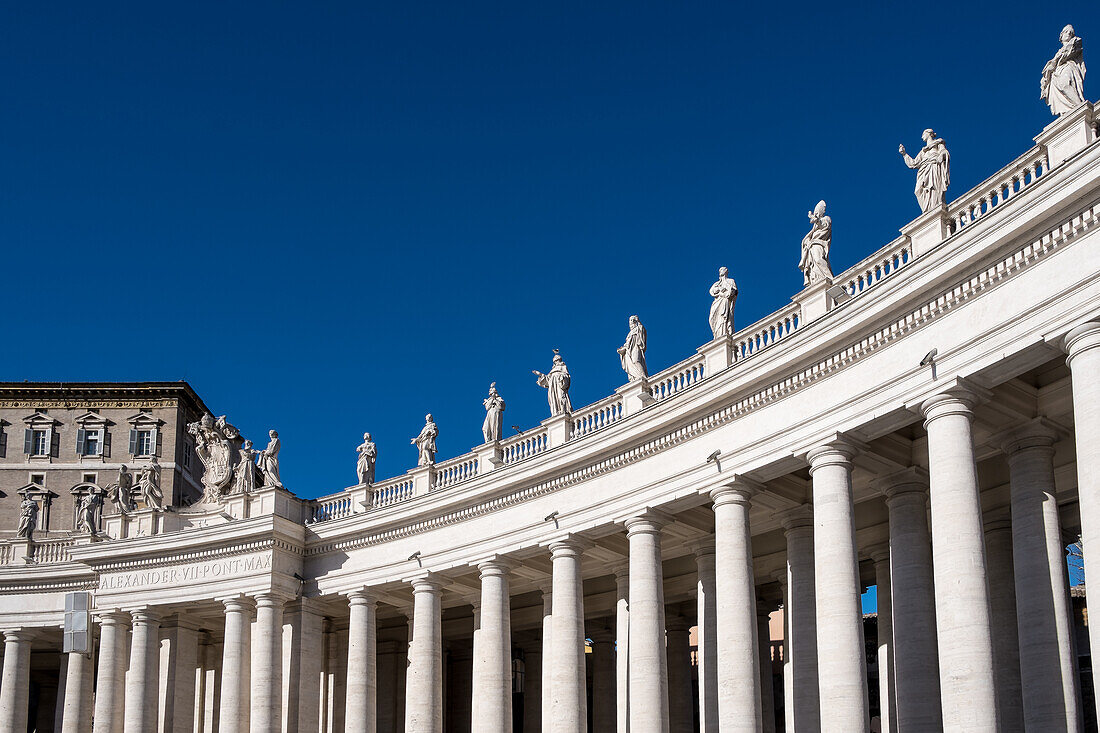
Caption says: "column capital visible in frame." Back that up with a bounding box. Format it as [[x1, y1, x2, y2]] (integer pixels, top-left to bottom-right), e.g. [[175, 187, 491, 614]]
[[866, 543, 890, 564], [623, 508, 674, 535], [872, 466, 929, 500], [609, 560, 630, 580], [93, 610, 131, 627], [992, 416, 1062, 455], [344, 587, 378, 606], [128, 607, 161, 625], [545, 533, 592, 557], [1, 628, 38, 643], [804, 434, 863, 472], [983, 505, 1012, 532], [1064, 320, 1100, 363], [408, 572, 445, 593], [770, 569, 787, 588], [710, 475, 764, 505], [475, 555, 516, 577], [252, 591, 292, 609], [920, 378, 992, 426], [219, 595, 256, 615], [779, 503, 814, 531], [686, 537, 716, 558]]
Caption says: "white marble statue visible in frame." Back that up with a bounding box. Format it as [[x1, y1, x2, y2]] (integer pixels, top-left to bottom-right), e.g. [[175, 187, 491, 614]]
[[356, 433, 377, 486], [77, 492, 102, 535], [16, 498, 38, 540], [1042, 25, 1086, 116], [534, 353, 573, 416], [107, 465, 135, 515], [899, 130, 951, 213], [258, 430, 284, 488], [618, 315, 648, 381], [799, 200, 834, 286], [482, 384, 506, 443], [232, 440, 259, 494], [137, 457, 164, 511], [708, 267, 738, 339], [412, 414, 438, 466], [187, 413, 239, 503]]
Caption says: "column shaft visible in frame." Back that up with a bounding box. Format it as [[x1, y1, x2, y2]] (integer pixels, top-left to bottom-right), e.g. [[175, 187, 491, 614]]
[[548, 539, 587, 733], [405, 575, 444, 733], [782, 510, 819, 733], [870, 552, 897, 733], [757, 604, 775, 733], [521, 641, 542, 733], [61, 648, 94, 733], [220, 598, 253, 733], [93, 613, 129, 733], [615, 569, 630, 733], [473, 561, 513, 732], [591, 632, 617, 733], [123, 610, 161, 733], [626, 515, 670, 733], [694, 544, 719, 733], [346, 590, 378, 733], [666, 619, 694, 733], [0, 630, 34, 733], [540, 588, 554, 730], [985, 517, 1024, 732]]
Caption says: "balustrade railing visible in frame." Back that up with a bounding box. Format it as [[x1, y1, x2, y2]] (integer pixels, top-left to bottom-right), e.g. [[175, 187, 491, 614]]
[[836, 236, 913, 300], [432, 454, 479, 490], [500, 428, 549, 464], [31, 538, 74, 564], [948, 146, 1049, 233], [371, 477, 415, 508], [733, 302, 802, 360], [0, 544, 11, 565], [648, 356, 706, 403], [311, 493, 354, 523], [569, 395, 624, 441]]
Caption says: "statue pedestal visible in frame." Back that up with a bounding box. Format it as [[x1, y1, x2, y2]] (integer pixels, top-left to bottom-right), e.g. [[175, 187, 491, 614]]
[[410, 465, 437, 497], [542, 412, 573, 448], [793, 277, 837, 324], [1036, 102, 1097, 170], [697, 335, 735, 376], [345, 484, 374, 513], [475, 442, 503, 474], [250, 485, 299, 520], [222, 493, 249, 521], [900, 204, 953, 258], [8, 539, 32, 565], [616, 379, 655, 416]]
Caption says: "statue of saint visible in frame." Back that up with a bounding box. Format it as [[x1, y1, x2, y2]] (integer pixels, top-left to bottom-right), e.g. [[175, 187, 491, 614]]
[[1042, 25, 1086, 116], [356, 433, 378, 486], [618, 315, 648, 381], [232, 441, 259, 494], [107, 466, 135, 514], [137, 458, 164, 511], [482, 384, 506, 443], [799, 200, 834, 286], [258, 430, 284, 488], [708, 267, 738, 339], [77, 492, 102, 535], [534, 354, 572, 416], [16, 498, 38, 540], [412, 415, 438, 466], [899, 130, 951, 213]]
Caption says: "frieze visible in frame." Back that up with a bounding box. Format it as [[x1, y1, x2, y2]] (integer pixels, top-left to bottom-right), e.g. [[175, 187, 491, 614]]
[[0, 399, 177, 409], [98, 553, 272, 591]]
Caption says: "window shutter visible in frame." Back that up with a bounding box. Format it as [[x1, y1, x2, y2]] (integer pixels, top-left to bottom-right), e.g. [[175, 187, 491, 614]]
[[155, 429, 162, 457], [50, 429, 59, 457], [0, 431, 6, 458], [128, 429, 138, 455], [76, 429, 86, 456], [103, 430, 111, 458], [23, 429, 32, 454]]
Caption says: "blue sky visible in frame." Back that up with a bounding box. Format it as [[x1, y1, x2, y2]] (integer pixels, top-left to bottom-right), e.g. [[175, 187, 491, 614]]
[[2, 3, 1095, 504]]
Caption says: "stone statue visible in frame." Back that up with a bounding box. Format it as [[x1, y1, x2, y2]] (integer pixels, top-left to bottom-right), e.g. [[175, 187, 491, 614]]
[[356, 433, 377, 486], [412, 415, 438, 466], [107, 465, 135, 515], [258, 430, 284, 488], [232, 440, 259, 494], [1042, 25, 1086, 116], [137, 457, 164, 511], [899, 130, 951, 213], [618, 316, 648, 381], [187, 414, 240, 503], [77, 492, 102, 535], [799, 200, 834, 286], [16, 498, 38, 540], [482, 384, 506, 443], [708, 267, 738, 339], [534, 353, 572, 416]]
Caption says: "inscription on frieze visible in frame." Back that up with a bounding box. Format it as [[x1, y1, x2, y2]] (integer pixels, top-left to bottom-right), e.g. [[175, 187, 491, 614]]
[[98, 553, 272, 591]]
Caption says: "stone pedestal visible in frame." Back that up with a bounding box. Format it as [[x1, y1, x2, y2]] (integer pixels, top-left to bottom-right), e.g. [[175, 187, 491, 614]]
[[793, 278, 835, 323], [222, 493, 249, 521], [543, 412, 573, 448], [616, 379, 655, 416], [249, 485, 299, 519], [1036, 103, 1097, 169], [697, 335, 735, 375], [8, 538, 32, 565], [346, 484, 373, 513], [410, 465, 437, 497], [475, 441, 503, 474], [901, 204, 953, 258]]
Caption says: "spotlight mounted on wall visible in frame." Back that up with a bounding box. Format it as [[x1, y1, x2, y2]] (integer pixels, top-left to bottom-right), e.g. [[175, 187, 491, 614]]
[[543, 511, 560, 529], [706, 449, 723, 472], [408, 551, 423, 567], [920, 348, 938, 379]]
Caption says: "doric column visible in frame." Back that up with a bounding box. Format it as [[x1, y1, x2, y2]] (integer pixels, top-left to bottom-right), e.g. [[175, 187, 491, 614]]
[[251, 593, 286, 733], [984, 511, 1024, 732], [468, 596, 482, 729], [447, 638, 473, 733], [1000, 420, 1083, 731], [591, 627, 617, 733], [691, 541, 719, 733], [921, 387, 999, 730], [780, 506, 818, 733], [539, 584, 554, 730], [548, 537, 587, 733], [286, 599, 325, 733], [123, 608, 161, 733], [867, 546, 896, 733], [625, 513, 671, 733], [220, 597, 253, 733], [473, 559, 513, 733], [92, 613, 129, 733], [159, 616, 199, 733], [711, 480, 762, 732], [1065, 321, 1100, 726], [807, 438, 868, 732], [61, 640, 94, 733], [756, 594, 776, 733], [521, 639, 542, 733], [877, 470, 941, 731], [377, 640, 405, 733], [0, 629, 35, 733], [613, 565, 630, 733], [666, 616, 694, 733], [405, 573, 444, 733], [346, 588, 378, 733], [772, 572, 791, 733]]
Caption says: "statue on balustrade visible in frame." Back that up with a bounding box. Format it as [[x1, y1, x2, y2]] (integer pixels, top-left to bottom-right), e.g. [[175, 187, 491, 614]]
[[534, 353, 572, 416], [618, 315, 648, 381], [107, 465, 135, 515], [412, 414, 438, 466], [356, 432, 377, 485], [187, 413, 240, 503], [1042, 25, 1086, 116], [232, 440, 259, 494], [708, 267, 738, 339], [16, 498, 38, 540], [137, 457, 164, 511], [899, 130, 950, 213], [482, 383, 506, 442], [799, 200, 834, 286], [77, 492, 102, 535], [258, 430, 284, 488]]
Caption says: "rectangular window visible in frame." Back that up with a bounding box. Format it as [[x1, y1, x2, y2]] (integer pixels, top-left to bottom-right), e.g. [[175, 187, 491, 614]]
[[137, 430, 153, 456], [32, 430, 49, 456], [30, 473, 45, 486], [82, 473, 97, 484], [83, 430, 101, 456]]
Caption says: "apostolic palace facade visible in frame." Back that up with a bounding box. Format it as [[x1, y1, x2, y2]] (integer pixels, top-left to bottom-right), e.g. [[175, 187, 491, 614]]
[[2, 27, 1100, 733]]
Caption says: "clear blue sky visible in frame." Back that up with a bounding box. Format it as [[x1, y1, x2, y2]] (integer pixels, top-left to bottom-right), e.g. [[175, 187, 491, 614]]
[[2, 3, 1094, 500]]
